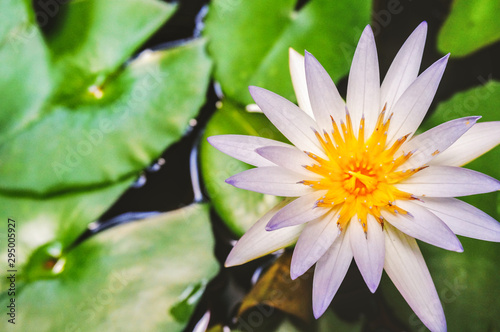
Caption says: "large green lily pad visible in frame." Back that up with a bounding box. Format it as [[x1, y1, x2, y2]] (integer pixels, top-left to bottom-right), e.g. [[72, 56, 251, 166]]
[[203, 0, 371, 105], [0, 0, 212, 195], [0, 0, 213, 259], [0, 204, 218, 332], [438, 0, 500, 57], [0, 179, 133, 279]]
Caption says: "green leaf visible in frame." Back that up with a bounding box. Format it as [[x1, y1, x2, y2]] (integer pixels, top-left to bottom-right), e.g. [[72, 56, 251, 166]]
[[169, 281, 207, 323], [200, 101, 286, 235], [0, 2, 215, 303], [1, 204, 219, 332], [438, 0, 500, 57], [203, 0, 371, 105], [45, 0, 176, 75], [0, 37, 212, 195], [0, 178, 133, 283], [421, 80, 500, 218], [0, 1, 52, 140]]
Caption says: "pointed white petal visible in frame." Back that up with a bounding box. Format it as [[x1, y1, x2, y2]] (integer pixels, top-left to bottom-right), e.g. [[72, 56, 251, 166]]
[[387, 54, 449, 144], [249, 86, 327, 158], [395, 166, 500, 197], [290, 209, 340, 279], [226, 166, 313, 197], [289, 48, 315, 119], [381, 22, 427, 113], [414, 197, 500, 242], [256, 145, 321, 177], [312, 232, 353, 318], [225, 199, 304, 267], [266, 190, 330, 230], [346, 25, 380, 137], [382, 200, 463, 251], [248, 86, 326, 158], [429, 121, 500, 167], [384, 224, 446, 332], [399, 116, 480, 169], [193, 311, 211, 332], [304, 51, 345, 129], [349, 214, 385, 293], [207, 135, 293, 167]]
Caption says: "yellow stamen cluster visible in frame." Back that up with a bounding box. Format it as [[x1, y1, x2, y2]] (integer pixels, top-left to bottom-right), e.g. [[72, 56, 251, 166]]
[[301, 107, 425, 233]]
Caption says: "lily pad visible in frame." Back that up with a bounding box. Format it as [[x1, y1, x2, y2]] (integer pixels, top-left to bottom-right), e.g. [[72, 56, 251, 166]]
[[0, 204, 219, 332], [0, 0, 212, 196], [0, 0, 214, 308], [203, 0, 371, 105], [0, 178, 133, 282], [438, 0, 500, 57], [200, 101, 286, 235]]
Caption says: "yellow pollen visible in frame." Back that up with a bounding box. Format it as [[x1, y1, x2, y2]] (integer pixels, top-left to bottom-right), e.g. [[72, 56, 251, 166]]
[[302, 107, 423, 233]]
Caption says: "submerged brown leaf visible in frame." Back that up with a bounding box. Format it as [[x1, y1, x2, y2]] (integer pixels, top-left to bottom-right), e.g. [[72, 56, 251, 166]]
[[238, 250, 314, 323]]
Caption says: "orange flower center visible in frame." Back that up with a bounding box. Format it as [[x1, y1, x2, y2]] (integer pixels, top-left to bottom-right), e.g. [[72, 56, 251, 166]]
[[301, 107, 424, 233]]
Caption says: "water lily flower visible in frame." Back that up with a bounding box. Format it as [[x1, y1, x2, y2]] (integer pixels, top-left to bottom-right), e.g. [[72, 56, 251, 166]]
[[208, 22, 500, 332]]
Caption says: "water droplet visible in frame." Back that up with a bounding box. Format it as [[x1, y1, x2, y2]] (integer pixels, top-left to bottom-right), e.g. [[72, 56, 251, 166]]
[[147, 158, 165, 172], [132, 173, 147, 188]]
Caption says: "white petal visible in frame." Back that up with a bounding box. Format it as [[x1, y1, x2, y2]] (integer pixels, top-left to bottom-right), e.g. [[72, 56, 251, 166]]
[[387, 54, 449, 145], [346, 25, 380, 138], [414, 197, 500, 242], [429, 121, 500, 167], [266, 190, 330, 230], [381, 22, 427, 113], [289, 48, 315, 119], [207, 135, 293, 167], [395, 165, 500, 197], [193, 311, 211, 332], [304, 51, 345, 129], [226, 166, 313, 197], [349, 214, 385, 293], [399, 116, 480, 169], [382, 200, 463, 251], [384, 224, 446, 332], [312, 232, 353, 318], [249, 86, 327, 158], [290, 209, 341, 279], [225, 199, 304, 267], [256, 145, 321, 177]]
